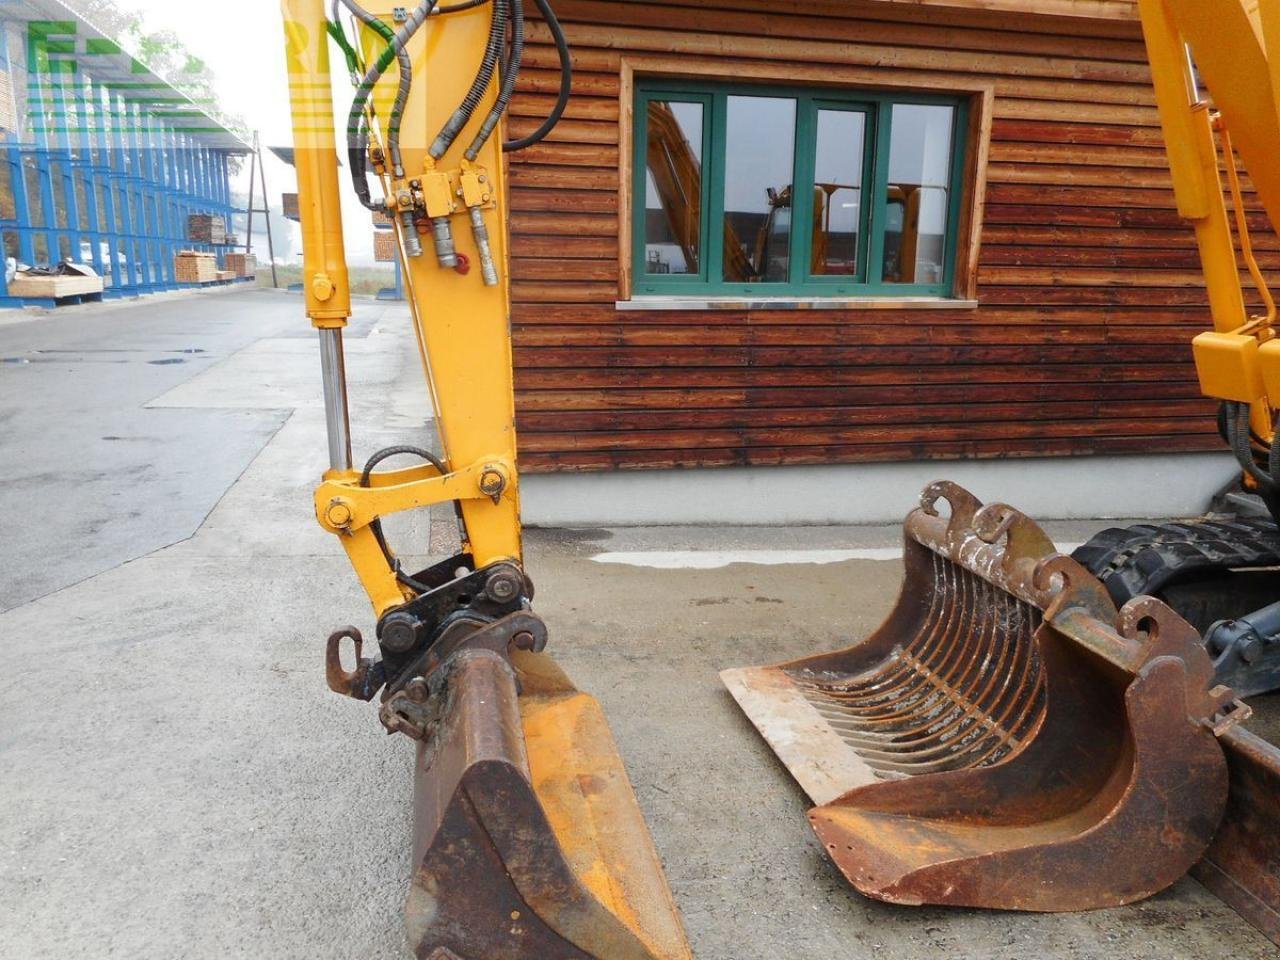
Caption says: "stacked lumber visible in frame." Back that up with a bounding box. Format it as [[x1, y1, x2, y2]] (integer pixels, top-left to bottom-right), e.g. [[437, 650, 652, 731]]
[[9, 270, 104, 300], [187, 214, 226, 245], [374, 231, 398, 263], [0, 71, 14, 132], [224, 253, 258, 277], [174, 250, 219, 284]]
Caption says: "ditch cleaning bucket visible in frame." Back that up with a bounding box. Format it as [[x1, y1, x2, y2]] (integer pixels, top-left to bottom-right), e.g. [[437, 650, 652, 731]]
[[723, 481, 1249, 911], [400, 624, 693, 960]]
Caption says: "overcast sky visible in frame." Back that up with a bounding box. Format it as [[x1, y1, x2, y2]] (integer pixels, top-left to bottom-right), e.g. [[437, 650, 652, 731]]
[[121, 0, 379, 265]]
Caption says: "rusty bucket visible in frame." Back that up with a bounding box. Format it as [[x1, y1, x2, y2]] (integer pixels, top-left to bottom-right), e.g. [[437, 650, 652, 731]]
[[722, 481, 1249, 911], [401, 627, 692, 960]]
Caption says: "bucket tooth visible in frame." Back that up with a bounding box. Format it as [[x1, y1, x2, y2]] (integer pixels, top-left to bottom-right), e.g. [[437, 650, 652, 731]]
[[723, 480, 1247, 911], [408, 647, 692, 960]]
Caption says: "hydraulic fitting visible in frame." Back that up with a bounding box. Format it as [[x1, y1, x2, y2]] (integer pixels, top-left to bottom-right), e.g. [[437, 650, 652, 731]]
[[419, 163, 461, 270], [431, 217, 458, 268], [400, 210, 424, 259], [396, 186, 424, 259], [469, 207, 499, 287], [458, 164, 498, 285]]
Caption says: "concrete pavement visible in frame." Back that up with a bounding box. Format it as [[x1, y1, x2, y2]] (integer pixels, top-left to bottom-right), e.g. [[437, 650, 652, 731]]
[[0, 289, 1274, 959]]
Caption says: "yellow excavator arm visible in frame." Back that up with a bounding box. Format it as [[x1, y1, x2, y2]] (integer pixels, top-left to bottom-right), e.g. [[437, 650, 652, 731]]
[[281, 3, 691, 957], [1139, 0, 1280, 506]]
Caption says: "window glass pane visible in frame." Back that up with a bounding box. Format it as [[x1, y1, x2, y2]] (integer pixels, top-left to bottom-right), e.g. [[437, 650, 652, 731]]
[[723, 95, 796, 283], [811, 109, 865, 277], [644, 100, 704, 276], [882, 104, 955, 285]]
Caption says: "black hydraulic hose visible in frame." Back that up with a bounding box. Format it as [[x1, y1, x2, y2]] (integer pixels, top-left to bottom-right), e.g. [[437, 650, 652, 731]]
[[1269, 416, 1280, 484], [360, 446, 463, 592], [342, 0, 436, 209], [436, 0, 491, 11], [1227, 401, 1277, 489], [361, 445, 449, 485], [464, 0, 524, 160], [343, 0, 437, 179], [504, 0, 571, 152], [429, 0, 508, 159], [338, 0, 416, 177]]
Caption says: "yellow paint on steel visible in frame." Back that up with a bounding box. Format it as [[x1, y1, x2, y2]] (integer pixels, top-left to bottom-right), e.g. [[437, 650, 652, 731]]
[[1136, 0, 1245, 335], [360, 7, 524, 572], [282, 0, 352, 328], [1136, 0, 1280, 439], [284, 10, 692, 954], [515, 652, 695, 960]]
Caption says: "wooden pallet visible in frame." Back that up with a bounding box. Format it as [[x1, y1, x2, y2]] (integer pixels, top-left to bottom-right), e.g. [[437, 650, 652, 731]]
[[9, 272, 105, 301]]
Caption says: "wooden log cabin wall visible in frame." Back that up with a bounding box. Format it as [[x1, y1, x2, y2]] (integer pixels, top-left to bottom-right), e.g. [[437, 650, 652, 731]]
[[506, 0, 1252, 474]]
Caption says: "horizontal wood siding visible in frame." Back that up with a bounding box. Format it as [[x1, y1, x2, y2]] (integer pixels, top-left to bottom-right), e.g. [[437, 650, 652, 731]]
[[507, 0, 1236, 473]]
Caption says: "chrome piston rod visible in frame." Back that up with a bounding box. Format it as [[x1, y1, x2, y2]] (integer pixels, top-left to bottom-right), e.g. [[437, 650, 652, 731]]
[[319, 327, 353, 471]]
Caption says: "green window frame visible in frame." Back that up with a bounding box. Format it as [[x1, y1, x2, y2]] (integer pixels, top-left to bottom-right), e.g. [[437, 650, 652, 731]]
[[631, 79, 970, 299]]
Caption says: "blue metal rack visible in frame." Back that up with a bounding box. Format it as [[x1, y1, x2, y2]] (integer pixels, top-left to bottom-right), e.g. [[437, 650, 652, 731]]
[[1, 11, 251, 308]]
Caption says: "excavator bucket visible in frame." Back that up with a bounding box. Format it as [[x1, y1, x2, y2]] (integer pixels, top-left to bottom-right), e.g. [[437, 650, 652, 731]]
[[403, 640, 692, 960], [723, 481, 1248, 911]]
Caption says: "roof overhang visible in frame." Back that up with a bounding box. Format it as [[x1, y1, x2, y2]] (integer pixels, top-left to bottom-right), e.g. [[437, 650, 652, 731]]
[[4, 0, 251, 151]]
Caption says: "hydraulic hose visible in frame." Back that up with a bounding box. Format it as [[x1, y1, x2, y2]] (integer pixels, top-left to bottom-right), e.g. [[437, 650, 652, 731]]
[[325, 14, 362, 80], [435, 0, 491, 12], [341, 0, 436, 210], [429, 0, 508, 159], [464, 0, 524, 160], [360, 446, 465, 592], [504, 0, 571, 152], [338, 0, 414, 177], [341, 0, 435, 180], [1226, 401, 1280, 490]]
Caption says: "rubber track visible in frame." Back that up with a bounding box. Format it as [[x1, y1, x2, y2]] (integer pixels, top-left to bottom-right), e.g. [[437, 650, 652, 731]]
[[1072, 516, 1280, 606]]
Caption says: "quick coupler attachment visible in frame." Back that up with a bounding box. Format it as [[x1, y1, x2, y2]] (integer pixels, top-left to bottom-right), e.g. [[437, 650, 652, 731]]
[[723, 480, 1249, 912]]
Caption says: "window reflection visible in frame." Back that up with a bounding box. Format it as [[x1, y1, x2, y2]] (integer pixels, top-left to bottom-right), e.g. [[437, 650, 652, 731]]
[[644, 100, 704, 275], [882, 104, 955, 285], [811, 109, 865, 277], [723, 95, 796, 283]]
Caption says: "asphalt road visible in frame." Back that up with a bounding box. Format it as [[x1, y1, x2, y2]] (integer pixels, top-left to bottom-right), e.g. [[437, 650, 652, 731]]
[[0, 289, 1274, 959]]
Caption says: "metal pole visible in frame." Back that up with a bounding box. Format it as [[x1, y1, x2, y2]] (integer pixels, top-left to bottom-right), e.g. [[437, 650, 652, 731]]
[[245, 134, 257, 261], [318, 327, 353, 471], [257, 134, 280, 288]]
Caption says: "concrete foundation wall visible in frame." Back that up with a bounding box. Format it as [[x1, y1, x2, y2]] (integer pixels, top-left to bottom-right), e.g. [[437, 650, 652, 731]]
[[521, 453, 1239, 527]]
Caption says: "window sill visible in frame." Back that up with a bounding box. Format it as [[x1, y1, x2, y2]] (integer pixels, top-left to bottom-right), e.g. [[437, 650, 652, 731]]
[[615, 296, 979, 312]]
